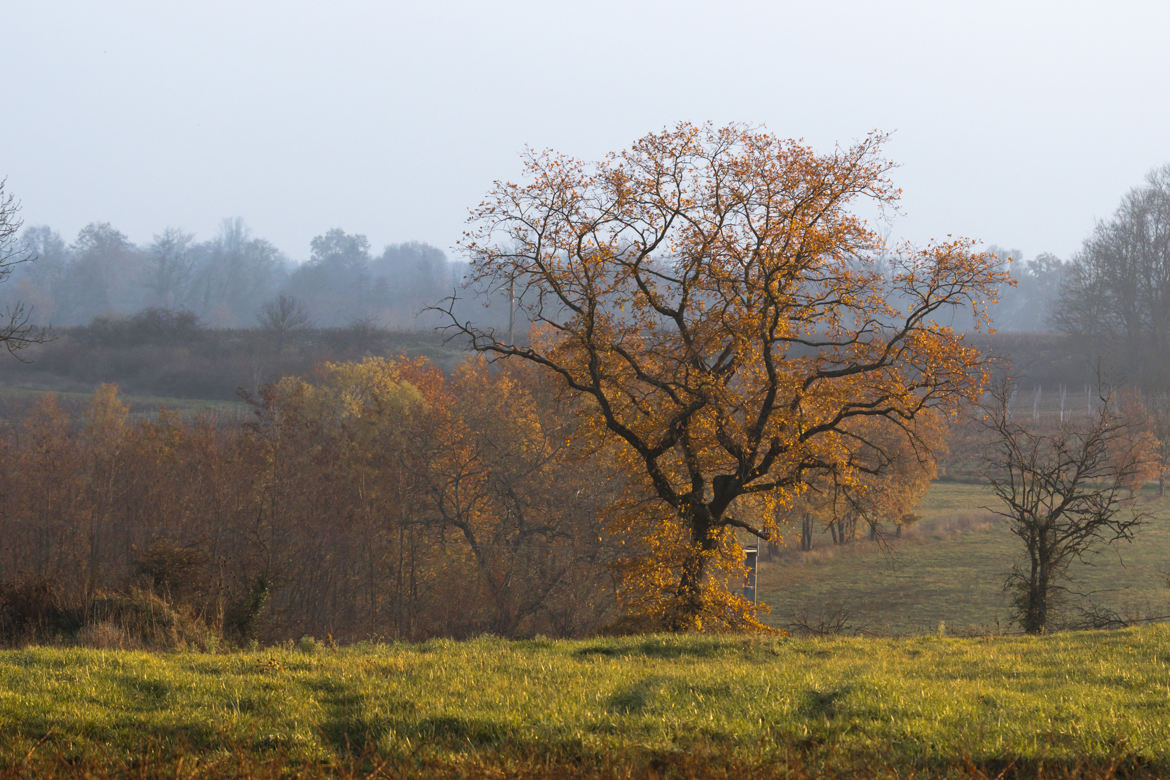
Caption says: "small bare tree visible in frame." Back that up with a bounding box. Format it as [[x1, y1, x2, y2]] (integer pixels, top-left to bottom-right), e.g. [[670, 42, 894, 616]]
[[984, 384, 1147, 633], [0, 178, 44, 355], [258, 295, 313, 336]]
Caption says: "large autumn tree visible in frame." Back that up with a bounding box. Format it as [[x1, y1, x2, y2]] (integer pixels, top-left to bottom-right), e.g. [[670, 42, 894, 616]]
[[448, 123, 1006, 629]]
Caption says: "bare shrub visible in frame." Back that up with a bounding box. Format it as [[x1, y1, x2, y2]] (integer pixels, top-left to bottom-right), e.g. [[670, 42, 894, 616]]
[[0, 576, 79, 646], [788, 605, 856, 637], [86, 588, 212, 651], [132, 538, 209, 606]]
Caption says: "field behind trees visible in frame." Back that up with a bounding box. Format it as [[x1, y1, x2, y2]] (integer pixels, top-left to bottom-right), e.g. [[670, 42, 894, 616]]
[[758, 482, 1170, 637]]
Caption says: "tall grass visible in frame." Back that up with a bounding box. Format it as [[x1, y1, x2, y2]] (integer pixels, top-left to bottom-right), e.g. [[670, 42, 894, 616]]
[[3, 628, 1170, 777]]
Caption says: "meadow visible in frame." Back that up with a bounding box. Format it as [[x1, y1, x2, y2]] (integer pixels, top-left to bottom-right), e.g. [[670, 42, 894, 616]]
[[0, 385, 249, 421], [3, 628, 1170, 777], [758, 482, 1170, 636]]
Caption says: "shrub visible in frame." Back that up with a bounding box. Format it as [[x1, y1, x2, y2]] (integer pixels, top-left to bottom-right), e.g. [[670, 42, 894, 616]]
[[86, 588, 213, 651], [0, 576, 80, 646], [132, 538, 209, 605]]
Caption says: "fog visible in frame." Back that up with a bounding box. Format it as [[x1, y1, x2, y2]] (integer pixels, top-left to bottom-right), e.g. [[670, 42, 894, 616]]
[[3, 0, 1169, 268], [2, 219, 475, 328]]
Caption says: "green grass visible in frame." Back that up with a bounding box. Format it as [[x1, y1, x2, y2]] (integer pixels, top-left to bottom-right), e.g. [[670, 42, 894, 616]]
[[0, 385, 248, 419], [758, 483, 1170, 636], [3, 630, 1170, 777]]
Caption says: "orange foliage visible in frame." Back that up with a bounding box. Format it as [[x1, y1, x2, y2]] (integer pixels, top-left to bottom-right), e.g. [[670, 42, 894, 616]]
[[0, 360, 618, 645], [1110, 391, 1161, 496], [793, 412, 947, 547], [452, 122, 1008, 630]]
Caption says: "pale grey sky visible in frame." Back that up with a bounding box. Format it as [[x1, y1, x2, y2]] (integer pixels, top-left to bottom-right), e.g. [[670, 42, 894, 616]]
[[3, 0, 1168, 262]]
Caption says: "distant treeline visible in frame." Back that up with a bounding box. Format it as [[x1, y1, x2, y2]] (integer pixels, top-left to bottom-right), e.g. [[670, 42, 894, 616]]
[[8, 177, 1170, 393], [0, 214, 1078, 334], [1, 218, 511, 330], [0, 313, 1111, 408]]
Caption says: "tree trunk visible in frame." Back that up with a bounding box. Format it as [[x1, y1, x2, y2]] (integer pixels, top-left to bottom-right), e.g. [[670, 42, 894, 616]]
[[670, 547, 709, 631], [669, 508, 719, 631], [1024, 538, 1050, 634]]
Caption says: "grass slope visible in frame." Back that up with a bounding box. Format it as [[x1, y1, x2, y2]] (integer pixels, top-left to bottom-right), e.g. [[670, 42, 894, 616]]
[[3, 629, 1170, 777], [759, 483, 1170, 636]]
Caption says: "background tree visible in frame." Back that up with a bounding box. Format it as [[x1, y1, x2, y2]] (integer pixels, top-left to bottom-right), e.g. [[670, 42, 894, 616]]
[[3, 393, 85, 588], [371, 241, 456, 328], [257, 294, 312, 354], [793, 411, 946, 549], [189, 218, 287, 326], [79, 384, 130, 612], [1054, 164, 1170, 386], [244, 355, 615, 640], [64, 222, 147, 322], [425, 358, 619, 635], [1, 225, 68, 326], [983, 248, 1069, 334], [0, 180, 45, 353], [145, 228, 196, 310], [984, 384, 1147, 633], [283, 228, 374, 325], [1147, 393, 1170, 497], [1107, 390, 1161, 497], [449, 122, 1006, 630]]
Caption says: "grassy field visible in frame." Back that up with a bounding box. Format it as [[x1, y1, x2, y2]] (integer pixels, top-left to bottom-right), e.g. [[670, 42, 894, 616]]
[[0, 385, 249, 421], [758, 483, 1170, 636], [4, 629, 1170, 777]]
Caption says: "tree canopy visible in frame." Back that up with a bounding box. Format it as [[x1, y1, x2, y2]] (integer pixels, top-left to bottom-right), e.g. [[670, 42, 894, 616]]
[[1055, 164, 1170, 385], [451, 122, 1008, 628]]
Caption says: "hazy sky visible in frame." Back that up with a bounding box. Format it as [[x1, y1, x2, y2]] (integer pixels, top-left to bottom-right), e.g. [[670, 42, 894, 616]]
[[4, 0, 1168, 263]]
